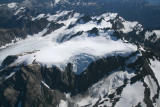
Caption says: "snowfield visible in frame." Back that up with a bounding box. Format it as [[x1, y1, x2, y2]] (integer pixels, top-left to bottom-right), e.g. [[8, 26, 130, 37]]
[[115, 81, 145, 107], [0, 11, 138, 74], [0, 10, 160, 107]]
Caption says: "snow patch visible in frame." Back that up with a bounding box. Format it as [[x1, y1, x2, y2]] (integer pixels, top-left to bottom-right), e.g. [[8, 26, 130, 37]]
[[145, 31, 154, 40], [149, 58, 160, 84], [54, 0, 61, 4], [46, 11, 71, 22], [7, 3, 17, 9], [95, 13, 117, 21], [121, 21, 138, 33], [144, 75, 158, 100], [14, 34, 137, 74], [5, 72, 16, 80], [59, 100, 68, 107], [32, 14, 45, 21], [41, 81, 52, 89], [115, 81, 145, 107], [14, 7, 26, 15], [154, 30, 160, 39], [125, 53, 141, 65], [0, 4, 5, 7], [65, 69, 135, 106]]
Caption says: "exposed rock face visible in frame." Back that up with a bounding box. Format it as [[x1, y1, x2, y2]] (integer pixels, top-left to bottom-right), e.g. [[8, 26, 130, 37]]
[[0, 63, 66, 107], [0, 2, 160, 106], [0, 28, 27, 47], [0, 18, 64, 47], [1, 55, 18, 67], [0, 50, 159, 107]]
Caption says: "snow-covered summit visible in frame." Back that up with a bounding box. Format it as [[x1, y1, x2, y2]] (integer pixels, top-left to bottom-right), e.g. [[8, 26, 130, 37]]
[[0, 11, 138, 74], [0, 10, 160, 107]]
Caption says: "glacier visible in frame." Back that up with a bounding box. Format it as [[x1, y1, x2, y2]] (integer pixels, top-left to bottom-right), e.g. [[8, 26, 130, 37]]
[[0, 11, 138, 74]]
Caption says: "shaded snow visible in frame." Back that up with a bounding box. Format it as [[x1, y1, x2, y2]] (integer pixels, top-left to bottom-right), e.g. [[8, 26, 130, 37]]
[[125, 53, 140, 65], [144, 75, 158, 100], [150, 58, 160, 107], [149, 58, 160, 84], [115, 81, 145, 107], [64, 69, 135, 107]]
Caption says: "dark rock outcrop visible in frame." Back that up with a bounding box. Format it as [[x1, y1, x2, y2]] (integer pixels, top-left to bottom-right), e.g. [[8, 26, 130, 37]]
[[0, 50, 159, 107]]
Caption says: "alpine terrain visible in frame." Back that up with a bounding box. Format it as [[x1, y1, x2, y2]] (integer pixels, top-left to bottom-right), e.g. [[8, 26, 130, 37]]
[[0, 0, 160, 107]]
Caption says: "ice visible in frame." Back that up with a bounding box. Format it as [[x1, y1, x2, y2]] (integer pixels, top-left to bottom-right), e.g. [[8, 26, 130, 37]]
[[0, 11, 137, 74]]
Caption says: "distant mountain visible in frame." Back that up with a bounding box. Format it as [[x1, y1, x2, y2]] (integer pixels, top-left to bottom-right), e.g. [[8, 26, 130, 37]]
[[145, 0, 160, 5], [1, 0, 160, 28]]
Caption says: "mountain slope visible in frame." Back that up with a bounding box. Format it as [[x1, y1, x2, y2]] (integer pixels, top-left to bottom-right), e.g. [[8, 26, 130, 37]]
[[1, 0, 160, 29], [0, 10, 160, 107]]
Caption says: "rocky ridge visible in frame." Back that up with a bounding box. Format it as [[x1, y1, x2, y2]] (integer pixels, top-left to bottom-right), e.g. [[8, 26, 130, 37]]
[[0, 10, 160, 107]]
